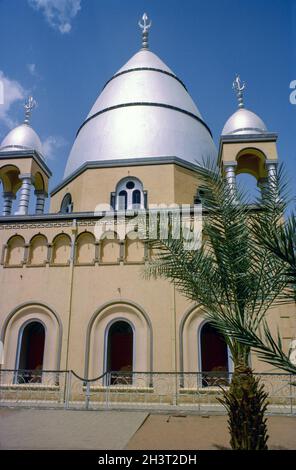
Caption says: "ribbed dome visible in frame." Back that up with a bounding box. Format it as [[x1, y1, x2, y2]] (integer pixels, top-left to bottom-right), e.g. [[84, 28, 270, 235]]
[[64, 49, 216, 178], [0, 123, 43, 154], [222, 108, 267, 136]]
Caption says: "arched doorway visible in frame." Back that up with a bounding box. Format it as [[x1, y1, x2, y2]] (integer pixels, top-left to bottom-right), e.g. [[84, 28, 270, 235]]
[[106, 320, 133, 384], [200, 322, 229, 386], [17, 321, 45, 383]]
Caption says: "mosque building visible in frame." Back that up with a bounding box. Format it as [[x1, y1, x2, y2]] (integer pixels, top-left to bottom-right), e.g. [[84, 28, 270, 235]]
[[0, 14, 295, 391]]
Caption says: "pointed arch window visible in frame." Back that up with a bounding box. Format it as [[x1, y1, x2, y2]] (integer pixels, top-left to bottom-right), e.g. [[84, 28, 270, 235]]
[[200, 322, 229, 386], [118, 190, 127, 211], [60, 193, 73, 214], [16, 321, 45, 383], [106, 320, 133, 384], [132, 189, 141, 208]]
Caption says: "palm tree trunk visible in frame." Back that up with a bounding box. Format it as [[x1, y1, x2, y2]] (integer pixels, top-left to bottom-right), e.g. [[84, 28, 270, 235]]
[[219, 363, 269, 450]]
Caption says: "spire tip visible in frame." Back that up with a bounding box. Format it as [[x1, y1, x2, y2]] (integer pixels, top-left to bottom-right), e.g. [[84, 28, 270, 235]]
[[232, 74, 246, 108], [24, 96, 37, 125], [138, 12, 152, 49]]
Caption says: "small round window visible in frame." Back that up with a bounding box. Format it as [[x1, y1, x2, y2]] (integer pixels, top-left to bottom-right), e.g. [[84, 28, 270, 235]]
[[126, 181, 135, 190]]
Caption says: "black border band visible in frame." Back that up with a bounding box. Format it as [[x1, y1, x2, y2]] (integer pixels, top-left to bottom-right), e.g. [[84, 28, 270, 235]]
[[76, 102, 212, 137], [102, 67, 188, 91]]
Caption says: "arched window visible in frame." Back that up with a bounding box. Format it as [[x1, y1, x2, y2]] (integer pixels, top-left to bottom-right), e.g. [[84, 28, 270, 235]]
[[6, 235, 25, 266], [132, 190, 141, 208], [106, 320, 133, 384], [236, 173, 259, 205], [234, 148, 270, 203], [194, 189, 206, 205], [118, 190, 127, 211], [17, 321, 45, 383], [60, 193, 73, 214], [200, 322, 229, 386], [114, 177, 145, 210]]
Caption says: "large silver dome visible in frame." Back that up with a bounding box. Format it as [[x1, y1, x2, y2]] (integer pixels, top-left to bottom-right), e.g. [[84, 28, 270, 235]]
[[64, 49, 217, 178], [0, 123, 43, 154], [222, 108, 267, 136]]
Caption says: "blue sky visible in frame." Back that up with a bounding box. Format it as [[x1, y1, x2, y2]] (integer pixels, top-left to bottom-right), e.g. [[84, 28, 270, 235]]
[[0, 0, 295, 204]]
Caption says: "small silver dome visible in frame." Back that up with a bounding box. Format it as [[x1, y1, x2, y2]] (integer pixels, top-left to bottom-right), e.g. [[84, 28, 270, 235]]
[[222, 108, 267, 136], [0, 123, 43, 154]]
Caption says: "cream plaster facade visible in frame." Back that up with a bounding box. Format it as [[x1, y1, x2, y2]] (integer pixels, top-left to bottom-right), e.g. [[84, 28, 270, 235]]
[[0, 157, 295, 380], [0, 30, 295, 385]]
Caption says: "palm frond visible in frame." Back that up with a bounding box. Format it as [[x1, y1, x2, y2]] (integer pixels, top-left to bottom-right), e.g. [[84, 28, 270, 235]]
[[143, 160, 290, 368]]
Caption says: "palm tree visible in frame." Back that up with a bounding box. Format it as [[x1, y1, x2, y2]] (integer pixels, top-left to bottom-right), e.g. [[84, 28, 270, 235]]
[[144, 162, 288, 450], [221, 170, 296, 374]]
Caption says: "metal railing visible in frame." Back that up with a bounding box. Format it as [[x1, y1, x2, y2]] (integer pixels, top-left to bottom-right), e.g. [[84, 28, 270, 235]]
[[0, 369, 67, 407], [0, 369, 295, 414]]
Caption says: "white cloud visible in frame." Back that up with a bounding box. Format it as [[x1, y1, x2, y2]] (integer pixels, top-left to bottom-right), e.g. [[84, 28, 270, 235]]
[[42, 135, 67, 160], [0, 71, 26, 129], [28, 0, 82, 34], [27, 63, 37, 76]]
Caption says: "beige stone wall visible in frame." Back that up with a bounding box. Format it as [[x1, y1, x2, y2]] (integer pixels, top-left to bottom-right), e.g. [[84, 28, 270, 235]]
[[174, 165, 201, 205], [50, 163, 203, 213], [0, 217, 295, 379], [0, 160, 295, 380], [0, 220, 179, 377], [220, 141, 278, 165]]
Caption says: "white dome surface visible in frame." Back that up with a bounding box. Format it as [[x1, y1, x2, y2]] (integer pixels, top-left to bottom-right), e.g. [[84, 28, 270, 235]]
[[64, 49, 216, 178], [0, 123, 43, 154], [222, 108, 267, 136], [116, 49, 174, 74]]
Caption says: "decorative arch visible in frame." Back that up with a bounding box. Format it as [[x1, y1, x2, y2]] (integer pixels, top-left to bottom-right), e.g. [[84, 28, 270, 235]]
[[180, 305, 233, 385], [28, 234, 48, 265], [125, 231, 145, 263], [60, 193, 73, 214], [235, 147, 267, 180], [75, 231, 95, 265], [114, 176, 146, 210], [5, 234, 26, 266], [1, 301, 63, 376], [100, 230, 121, 264], [51, 233, 71, 265], [33, 172, 45, 192], [179, 304, 202, 374], [85, 299, 153, 380], [0, 164, 21, 194]]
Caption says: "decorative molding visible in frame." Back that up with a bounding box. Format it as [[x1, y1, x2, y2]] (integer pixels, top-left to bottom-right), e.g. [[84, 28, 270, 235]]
[[0, 149, 52, 177], [102, 67, 188, 91], [0, 222, 73, 230], [179, 303, 200, 375], [0, 301, 63, 371], [84, 299, 153, 380], [220, 132, 278, 143], [76, 102, 212, 139]]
